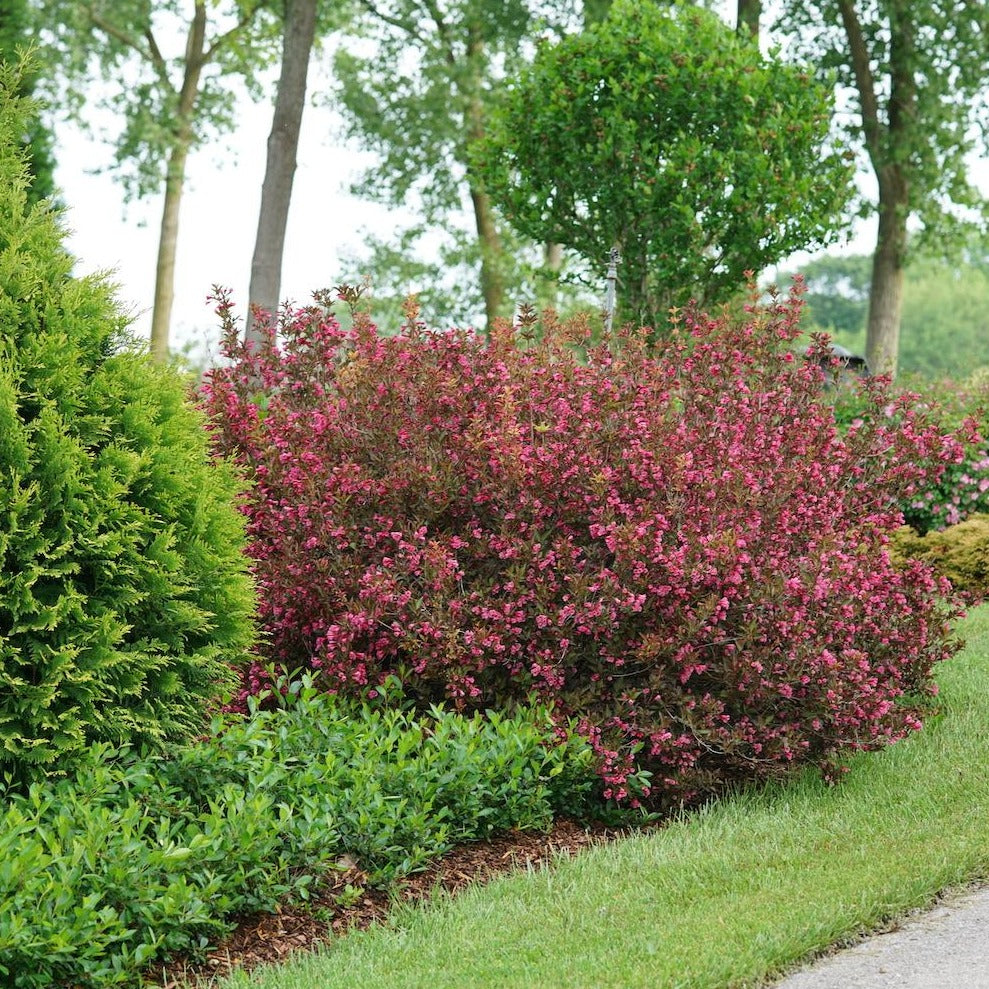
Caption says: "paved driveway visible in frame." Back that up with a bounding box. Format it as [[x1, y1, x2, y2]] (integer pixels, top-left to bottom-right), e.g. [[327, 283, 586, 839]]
[[774, 884, 989, 988]]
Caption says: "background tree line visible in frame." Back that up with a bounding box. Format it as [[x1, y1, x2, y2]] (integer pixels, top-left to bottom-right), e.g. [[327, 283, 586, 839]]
[[785, 242, 989, 381], [4, 0, 988, 377]]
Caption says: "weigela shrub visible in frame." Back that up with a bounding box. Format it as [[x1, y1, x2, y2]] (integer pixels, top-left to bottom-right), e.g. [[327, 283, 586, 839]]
[[202, 285, 964, 810], [901, 371, 989, 533], [906, 448, 989, 534], [833, 370, 989, 535]]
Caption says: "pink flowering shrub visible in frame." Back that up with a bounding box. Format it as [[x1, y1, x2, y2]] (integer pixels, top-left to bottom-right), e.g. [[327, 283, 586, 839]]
[[905, 449, 989, 533], [833, 371, 989, 535], [201, 286, 965, 810]]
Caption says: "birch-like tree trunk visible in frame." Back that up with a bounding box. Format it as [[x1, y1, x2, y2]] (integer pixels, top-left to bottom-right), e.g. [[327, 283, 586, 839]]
[[246, 0, 318, 344], [150, 4, 207, 363]]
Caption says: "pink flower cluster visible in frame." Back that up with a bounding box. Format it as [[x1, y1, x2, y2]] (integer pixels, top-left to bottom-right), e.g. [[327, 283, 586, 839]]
[[908, 451, 989, 531], [201, 285, 964, 809]]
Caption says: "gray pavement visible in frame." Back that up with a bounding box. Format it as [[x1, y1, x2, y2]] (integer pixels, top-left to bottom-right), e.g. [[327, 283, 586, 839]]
[[774, 884, 989, 988]]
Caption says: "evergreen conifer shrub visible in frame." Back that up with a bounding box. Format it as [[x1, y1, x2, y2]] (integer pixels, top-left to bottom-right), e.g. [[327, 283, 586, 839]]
[[204, 288, 965, 811], [0, 67, 256, 788], [891, 516, 989, 603]]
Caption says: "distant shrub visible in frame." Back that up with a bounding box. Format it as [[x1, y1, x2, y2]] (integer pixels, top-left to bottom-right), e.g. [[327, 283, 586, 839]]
[[896, 370, 989, 534], [0, 688, 597, 988], [828, 369, 988, 535], [0, 67, 255, 788], [905, 448, 989, 534], [891, 516, 989, 603], [202, 286, 964, 810]]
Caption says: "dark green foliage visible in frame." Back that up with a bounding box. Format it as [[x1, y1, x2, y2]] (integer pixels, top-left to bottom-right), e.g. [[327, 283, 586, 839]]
[[0, 687, 600, 988], [476, 0, 852, 328], [0, 65, 255, 787]]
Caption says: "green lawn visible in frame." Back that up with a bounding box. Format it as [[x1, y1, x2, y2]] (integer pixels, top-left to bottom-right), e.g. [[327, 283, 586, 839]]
[[214, 603, 989, 989]]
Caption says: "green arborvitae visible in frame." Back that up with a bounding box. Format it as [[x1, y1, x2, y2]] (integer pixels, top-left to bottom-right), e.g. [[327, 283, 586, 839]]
[[0, 63, 256, 789], [0, 6, 55, 204]]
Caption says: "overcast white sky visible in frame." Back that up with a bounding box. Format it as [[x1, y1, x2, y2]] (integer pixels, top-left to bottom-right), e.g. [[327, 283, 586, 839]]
[[51, 12, 987, 358], [54, 60, 412, 355]]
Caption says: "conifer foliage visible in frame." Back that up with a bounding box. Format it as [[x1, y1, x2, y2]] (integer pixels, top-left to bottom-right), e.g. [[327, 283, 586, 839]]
[[0, 67, 255, 788]]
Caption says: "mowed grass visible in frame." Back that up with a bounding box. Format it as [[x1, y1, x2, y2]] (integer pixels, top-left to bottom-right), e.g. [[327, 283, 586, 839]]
[[215, 604, 989, 989]]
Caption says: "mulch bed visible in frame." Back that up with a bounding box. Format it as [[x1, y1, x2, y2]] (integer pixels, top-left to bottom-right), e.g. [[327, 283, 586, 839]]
[[150, 817, 633, 988]]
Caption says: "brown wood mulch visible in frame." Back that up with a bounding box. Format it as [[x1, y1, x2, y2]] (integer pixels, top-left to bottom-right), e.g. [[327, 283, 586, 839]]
[[149, 817, 635, 988]]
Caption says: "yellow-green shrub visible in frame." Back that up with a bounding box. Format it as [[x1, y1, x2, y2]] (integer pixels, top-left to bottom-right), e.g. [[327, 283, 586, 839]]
[[0, 66, 256, 788], [891, 516, 989, 601]]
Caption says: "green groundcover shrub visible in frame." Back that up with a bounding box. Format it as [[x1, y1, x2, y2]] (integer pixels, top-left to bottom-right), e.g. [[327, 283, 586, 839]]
[[891, 515, 989, 603], [0, 66, 255, 787], [0, 684, 598, 988]]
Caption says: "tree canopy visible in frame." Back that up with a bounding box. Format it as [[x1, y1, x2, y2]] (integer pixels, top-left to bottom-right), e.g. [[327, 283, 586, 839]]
[[774, 0, 989, 376], [36, 0, 284, 359], [474, 0, 853, 329], [331, 0, 587, 327]]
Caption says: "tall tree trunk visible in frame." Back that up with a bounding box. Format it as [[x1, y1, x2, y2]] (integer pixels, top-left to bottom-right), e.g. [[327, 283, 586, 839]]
[[468, 181, 505, 328], [866, 176, 907, 376], [149, 3, 206, 362], [151, 142, 191, 362], [463, 24, 504, 328], [736, 0, 761, 40], [246, 0, 317, 344], [838, 0, 915, 379]]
